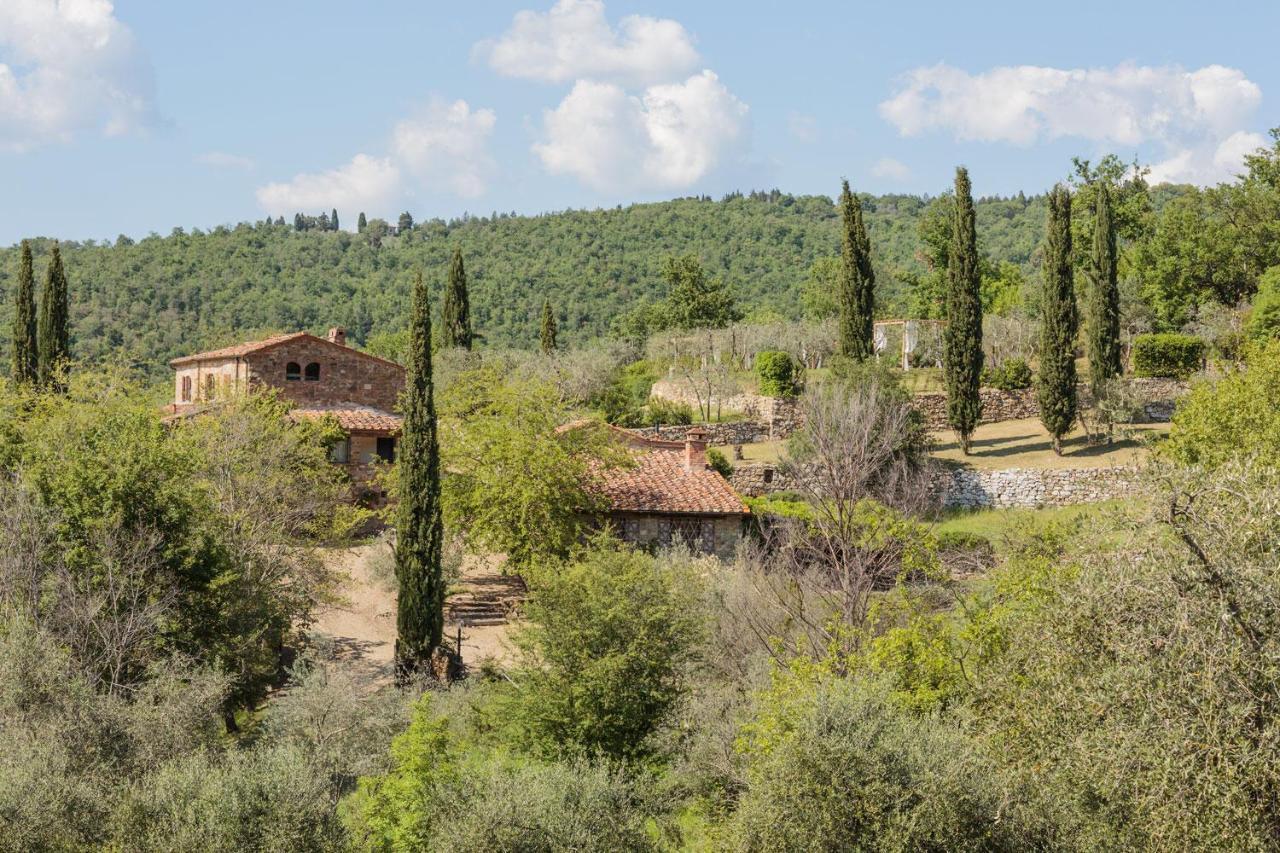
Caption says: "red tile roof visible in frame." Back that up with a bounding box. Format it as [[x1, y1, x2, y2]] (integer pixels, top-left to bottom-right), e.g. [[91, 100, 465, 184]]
[[595, 448, 748, 516], [168, 332, 404, 371], [291, 405, 402, 434]]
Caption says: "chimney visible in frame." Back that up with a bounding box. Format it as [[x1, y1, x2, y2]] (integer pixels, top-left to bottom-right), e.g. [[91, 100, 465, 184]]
[[327, 326, 346, 346], [684, 427, 709, 471]]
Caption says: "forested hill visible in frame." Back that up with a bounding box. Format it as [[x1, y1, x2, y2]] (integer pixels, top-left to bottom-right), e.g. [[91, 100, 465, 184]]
[[1, 190, 1056, 374]]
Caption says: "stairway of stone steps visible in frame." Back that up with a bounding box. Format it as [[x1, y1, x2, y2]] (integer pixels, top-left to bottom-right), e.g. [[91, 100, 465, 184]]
[[445, 572, 527, 627]]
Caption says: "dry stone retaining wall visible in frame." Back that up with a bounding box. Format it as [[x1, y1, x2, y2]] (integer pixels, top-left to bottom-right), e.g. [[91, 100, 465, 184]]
[[731, 460, 1141, 509]]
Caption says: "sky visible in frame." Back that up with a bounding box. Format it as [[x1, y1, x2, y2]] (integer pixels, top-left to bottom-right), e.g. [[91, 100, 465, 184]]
[[1, 0, 1278, 245]]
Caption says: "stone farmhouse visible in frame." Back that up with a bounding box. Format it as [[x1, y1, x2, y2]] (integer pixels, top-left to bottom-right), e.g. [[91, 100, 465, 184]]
[[586, 425, 750, 560], [168, 330, 751, 556], [167, 327, 404, 482]]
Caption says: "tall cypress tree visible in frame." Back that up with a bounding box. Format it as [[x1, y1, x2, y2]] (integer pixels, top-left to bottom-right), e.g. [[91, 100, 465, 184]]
[[331, 208, 340, 232], [357, 212, 367, 233], [37, 243, 69, 391], [440, 248, 472, 350], [837, 180, 875, 360], [12, 240, 37, 385], [540, 299, 558, 354], [395, 270, 446, 679], [944, 167, 983, 454], [1085, 182, 1121, 395], [1038, 185, 1079, 455]]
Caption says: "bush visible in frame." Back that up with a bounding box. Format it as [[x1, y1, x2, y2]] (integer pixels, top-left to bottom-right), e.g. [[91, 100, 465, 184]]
[[644, 397, 694, 427], [755, 350, 800, 397], [1247, 266, 1280, 343], [981, 357, 1033, 391], [1163, 338, 1280, 467], [1132, 333, 1205, 378], [729, 678, 1043, 850], [706, 448, 733, 478]]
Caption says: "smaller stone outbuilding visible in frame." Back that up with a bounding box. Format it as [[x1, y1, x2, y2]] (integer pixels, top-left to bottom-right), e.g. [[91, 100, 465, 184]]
[[586, 425, 750, 560]]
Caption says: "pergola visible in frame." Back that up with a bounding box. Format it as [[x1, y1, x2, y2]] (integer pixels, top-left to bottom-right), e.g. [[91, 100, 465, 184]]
[[873, 319, 943, 370]]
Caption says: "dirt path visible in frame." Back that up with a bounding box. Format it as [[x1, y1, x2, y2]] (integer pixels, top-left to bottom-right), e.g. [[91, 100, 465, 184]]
[[311, 542, 524, 685]]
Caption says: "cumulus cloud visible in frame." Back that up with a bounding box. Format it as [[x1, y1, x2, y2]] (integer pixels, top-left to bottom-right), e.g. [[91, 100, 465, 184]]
[[476, 0, 699, 87], [870, 157, 911, 181], [0, 0, 158, 152], [533, 70, 748, 192], [880, 62, 1264, 184], [256, 98, 497, 220], [197, 151, 254, 170], [255, 154, 400, 217], [391, 98, 497, 198]]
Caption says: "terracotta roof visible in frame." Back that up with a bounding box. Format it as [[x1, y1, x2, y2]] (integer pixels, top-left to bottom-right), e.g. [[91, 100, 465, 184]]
[[291, 405, 402, 434], [168, 332, 405, 371], [595, 449, 748, 516]]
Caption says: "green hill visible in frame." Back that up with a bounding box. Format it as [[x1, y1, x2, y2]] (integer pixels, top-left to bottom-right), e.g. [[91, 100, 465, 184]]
[[0, 190, 1061, 375]]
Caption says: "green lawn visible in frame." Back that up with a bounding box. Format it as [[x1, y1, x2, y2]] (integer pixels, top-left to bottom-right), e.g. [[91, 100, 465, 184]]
[[933, 501, 1125, 546]]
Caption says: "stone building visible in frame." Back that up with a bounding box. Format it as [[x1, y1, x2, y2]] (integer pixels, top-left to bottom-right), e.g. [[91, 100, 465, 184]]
[[167, 328, 404, 482], [588, 425, 751, 560]]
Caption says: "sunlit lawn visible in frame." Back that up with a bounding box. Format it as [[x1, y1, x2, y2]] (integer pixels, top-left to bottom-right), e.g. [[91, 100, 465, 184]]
[[929, 417, 1168, 470]]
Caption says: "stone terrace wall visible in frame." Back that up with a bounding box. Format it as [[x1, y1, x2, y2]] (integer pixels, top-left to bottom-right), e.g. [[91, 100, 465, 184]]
[[913, 388, 1039, 430], [731, 460, 1141, 509], [939, 465, 1142, 509]]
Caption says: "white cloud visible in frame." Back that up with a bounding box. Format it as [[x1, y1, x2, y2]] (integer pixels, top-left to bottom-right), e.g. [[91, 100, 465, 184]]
[[871, 157, 911, 181], [255, 154, 400, 218], [391, 98, 497, 198], [197, 151, 254, 170], [880, 62, 1264, 184], [256, 98, 498, 221], [533, 70, 748, 192], [476, 0, 699, 87], [1148, 131, 1267, 185], [0, 0, 157, 152]]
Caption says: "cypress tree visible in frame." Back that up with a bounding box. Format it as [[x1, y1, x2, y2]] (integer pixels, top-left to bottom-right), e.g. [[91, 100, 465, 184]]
[[837, 180, 875, 360], [12, 240, 37, 384], [1038, 185, 1079, 454], [540, 299, 558, 354], [37, 243, 70, 391], [1085, 182, 1122, 395], [440, 248, 472, 350], [394, 270, 446, 679], [357, 212, 367, 233], [943, 167, 983, 454], [331, 208, 340, 231]]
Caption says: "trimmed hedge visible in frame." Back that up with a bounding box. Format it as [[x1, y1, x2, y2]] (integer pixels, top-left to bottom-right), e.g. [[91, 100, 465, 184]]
[[756, 350, 800, 397], [1132, 333, 1205, 379]]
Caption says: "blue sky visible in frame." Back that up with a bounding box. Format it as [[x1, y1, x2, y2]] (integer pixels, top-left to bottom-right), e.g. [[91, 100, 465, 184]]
[[1, 0, 1277, 245]]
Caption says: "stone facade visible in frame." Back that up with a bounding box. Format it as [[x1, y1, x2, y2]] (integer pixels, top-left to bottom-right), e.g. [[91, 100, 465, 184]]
[[938, 465, 1141, 509], [607, 510, 745, 561], [243, 338, 403, 411]]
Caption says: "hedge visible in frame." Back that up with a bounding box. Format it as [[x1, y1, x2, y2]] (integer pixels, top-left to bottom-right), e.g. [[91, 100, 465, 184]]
[[1132, 333, 1205, 379], [756, 350, 800, 397]]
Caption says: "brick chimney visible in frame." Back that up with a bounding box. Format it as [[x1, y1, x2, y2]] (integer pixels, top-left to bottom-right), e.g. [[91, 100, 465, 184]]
[[327, 326, 346, 346], [684, 427, 709, 471]]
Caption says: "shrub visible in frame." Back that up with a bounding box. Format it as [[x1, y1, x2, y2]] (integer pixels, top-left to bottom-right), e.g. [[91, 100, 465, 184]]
[[755, 350, 800, 397], [645, 397, 694, 426], [1131, 333, 1205, 378], [981, 357, 1033, 391], [1163, 338, 1280, 467], [706, 448, 733, 478], [1247, 266, 1280, 343]]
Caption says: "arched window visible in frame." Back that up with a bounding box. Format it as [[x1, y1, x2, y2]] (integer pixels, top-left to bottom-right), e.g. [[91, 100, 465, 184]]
[[285, 362, 301, 381], [304, 362, 321, 382]]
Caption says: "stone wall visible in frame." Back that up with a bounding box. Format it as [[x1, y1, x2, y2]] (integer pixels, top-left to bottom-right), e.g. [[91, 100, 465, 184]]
[[939, 465, 1141, 509], [731, 460, 1141, 509], [245, 339, 405, 411], [913, 388, 1039, 430]]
